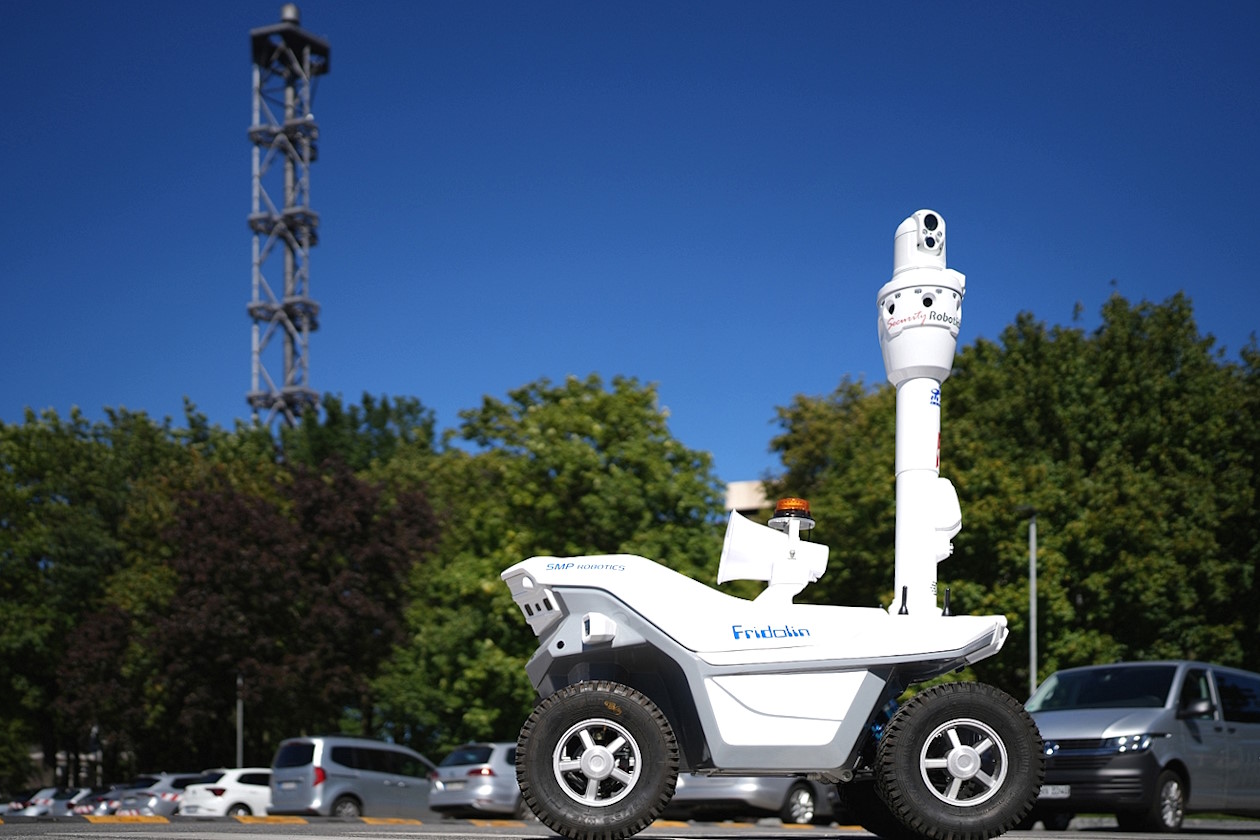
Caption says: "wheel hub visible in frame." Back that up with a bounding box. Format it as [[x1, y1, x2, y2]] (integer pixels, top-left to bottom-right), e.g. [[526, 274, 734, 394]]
[[946, 745, 982, 778], [580, 745, 616, 779], [552, 717, 642, 808], [918, 716, 1009, 807]]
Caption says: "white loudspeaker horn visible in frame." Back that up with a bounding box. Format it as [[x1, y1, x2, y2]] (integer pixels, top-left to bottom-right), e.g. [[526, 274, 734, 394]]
[[718, 511, 829, 585]]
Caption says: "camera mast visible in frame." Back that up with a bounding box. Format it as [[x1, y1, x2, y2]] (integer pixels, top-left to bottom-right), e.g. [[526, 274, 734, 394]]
[[877, 210, 966, 616], [246, 4, 330, 426]]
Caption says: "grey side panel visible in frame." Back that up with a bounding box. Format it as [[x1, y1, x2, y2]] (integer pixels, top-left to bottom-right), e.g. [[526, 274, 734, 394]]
[[524, 587, 894, 774]]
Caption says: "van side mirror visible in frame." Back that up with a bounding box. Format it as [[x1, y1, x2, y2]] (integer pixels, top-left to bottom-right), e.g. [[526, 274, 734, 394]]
[[1177, 698, 1216, 719]]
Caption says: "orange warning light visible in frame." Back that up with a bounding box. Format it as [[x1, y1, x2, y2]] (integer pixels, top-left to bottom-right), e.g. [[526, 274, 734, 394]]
[[774, 497, 811, 517]]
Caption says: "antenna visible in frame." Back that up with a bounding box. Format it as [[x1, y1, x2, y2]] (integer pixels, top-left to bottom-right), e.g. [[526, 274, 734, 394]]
[[246, 4, 330, 426]]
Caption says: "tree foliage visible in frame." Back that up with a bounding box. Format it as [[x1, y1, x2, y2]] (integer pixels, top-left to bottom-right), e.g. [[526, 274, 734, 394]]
[[67, 458, 438, 770], [0, 408, 188, 789], [1, 381, 719, 782]]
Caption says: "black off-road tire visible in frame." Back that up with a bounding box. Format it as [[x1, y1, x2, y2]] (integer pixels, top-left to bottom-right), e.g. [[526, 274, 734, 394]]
[[516, 680, 679, 840], [1116, 769, 1185, 832], [875, 682, 1043, 840]]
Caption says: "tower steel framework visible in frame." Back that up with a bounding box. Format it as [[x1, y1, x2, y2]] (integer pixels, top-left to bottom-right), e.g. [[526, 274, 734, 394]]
[[247, 4, 329, 426]]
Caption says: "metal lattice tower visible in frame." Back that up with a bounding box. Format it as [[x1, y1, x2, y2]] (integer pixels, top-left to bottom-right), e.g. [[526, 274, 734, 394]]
[[247, 4, 330, 426]]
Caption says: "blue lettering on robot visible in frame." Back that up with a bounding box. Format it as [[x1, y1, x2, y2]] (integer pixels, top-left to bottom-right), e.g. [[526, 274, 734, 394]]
[[731, 624, 811, 640]]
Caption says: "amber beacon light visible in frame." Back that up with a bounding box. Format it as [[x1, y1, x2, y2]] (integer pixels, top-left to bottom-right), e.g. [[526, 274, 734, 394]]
[[769, 497, 815, 532]]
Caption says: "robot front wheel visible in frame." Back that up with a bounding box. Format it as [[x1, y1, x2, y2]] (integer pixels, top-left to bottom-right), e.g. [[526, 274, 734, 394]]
[[874, 682, 1045, 840], [516, 680, 679, 840]]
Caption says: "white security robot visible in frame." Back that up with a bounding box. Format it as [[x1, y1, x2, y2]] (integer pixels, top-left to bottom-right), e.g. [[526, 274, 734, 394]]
[[502, 211, 1042, 840]]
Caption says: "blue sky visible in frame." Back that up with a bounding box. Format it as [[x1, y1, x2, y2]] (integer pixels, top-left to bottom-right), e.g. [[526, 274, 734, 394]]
[[2, 1, 1257, 483]]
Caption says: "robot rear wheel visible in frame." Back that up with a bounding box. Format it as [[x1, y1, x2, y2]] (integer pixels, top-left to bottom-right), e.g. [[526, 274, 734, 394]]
[[516, 680, 679, 840]]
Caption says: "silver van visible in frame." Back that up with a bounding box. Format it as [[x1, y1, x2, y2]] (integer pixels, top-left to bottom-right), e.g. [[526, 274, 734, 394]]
[[268, 735, 436, 818], [1026, 660, 1260, 831]]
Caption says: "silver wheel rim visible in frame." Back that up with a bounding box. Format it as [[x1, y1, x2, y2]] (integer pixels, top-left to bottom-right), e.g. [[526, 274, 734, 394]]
[[1160, 778, 1184, 827], [787, 788, 815, 823], [918, 716, 1009, 807], [552, 717, 641, 808]]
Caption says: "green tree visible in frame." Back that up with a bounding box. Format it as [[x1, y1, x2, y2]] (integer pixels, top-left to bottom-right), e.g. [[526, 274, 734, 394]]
[[59, 457, 438, 771], [374, 374, 725, 756], [0, 407, 188, 786], [282, 393, 436, 473]]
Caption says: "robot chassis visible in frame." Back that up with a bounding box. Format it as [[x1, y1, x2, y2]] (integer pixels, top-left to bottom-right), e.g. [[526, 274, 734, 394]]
[[502, 210, 1044, 840]]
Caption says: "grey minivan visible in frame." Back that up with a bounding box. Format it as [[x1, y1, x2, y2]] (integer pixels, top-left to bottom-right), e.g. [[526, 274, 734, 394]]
[[1026, 660, 1260, 831], [269, 735, 436, 818]]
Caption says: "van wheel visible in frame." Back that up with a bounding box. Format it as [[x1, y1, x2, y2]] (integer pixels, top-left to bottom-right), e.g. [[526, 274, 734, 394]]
[[331, 795, 362, 818], [780, 783, 817, 825], [517, 680, 679, 840], [875, 682, 1043, 840], [1116, 769, 1184, 832]]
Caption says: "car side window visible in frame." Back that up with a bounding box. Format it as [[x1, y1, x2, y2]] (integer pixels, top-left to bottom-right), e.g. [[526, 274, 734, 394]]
[[376, 749, 403, 775], [1180, 668, 1214, 719], [239, 773, 270, 786], [1216, 671, 1260, 723], [333, 745, 377, 772], [396, 753, 430, 779], [357, 748, 388, 773]]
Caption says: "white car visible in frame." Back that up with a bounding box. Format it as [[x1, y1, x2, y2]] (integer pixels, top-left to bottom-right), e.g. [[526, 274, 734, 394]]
[[177, 768, 272, 817]]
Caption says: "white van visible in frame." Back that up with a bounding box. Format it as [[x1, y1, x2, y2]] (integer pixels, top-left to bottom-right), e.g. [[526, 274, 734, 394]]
[[1026, 660, 1260, 831], [268, 735, 436, 818]]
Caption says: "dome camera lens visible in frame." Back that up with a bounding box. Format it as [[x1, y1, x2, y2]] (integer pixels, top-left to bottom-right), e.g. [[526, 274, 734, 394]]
[[923, 213, 939, 231]]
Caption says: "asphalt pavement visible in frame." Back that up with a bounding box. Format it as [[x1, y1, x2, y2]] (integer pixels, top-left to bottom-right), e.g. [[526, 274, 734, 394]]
[[3, 814, 1260, 840]]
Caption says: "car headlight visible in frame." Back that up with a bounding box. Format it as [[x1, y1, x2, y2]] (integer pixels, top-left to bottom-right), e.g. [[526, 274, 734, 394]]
[[1111, 733, 1160, 753]]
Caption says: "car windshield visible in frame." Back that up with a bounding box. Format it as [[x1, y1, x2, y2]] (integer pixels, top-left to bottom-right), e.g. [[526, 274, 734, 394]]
[[1027, 665, 1177, 711], [440, 746, 493, 766]]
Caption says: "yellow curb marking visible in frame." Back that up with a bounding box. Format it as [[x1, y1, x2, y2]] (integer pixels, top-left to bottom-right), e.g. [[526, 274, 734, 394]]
[[235, 815, 309, 824], [361, 817, 424, 824], [85, 815, 170, 823]]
